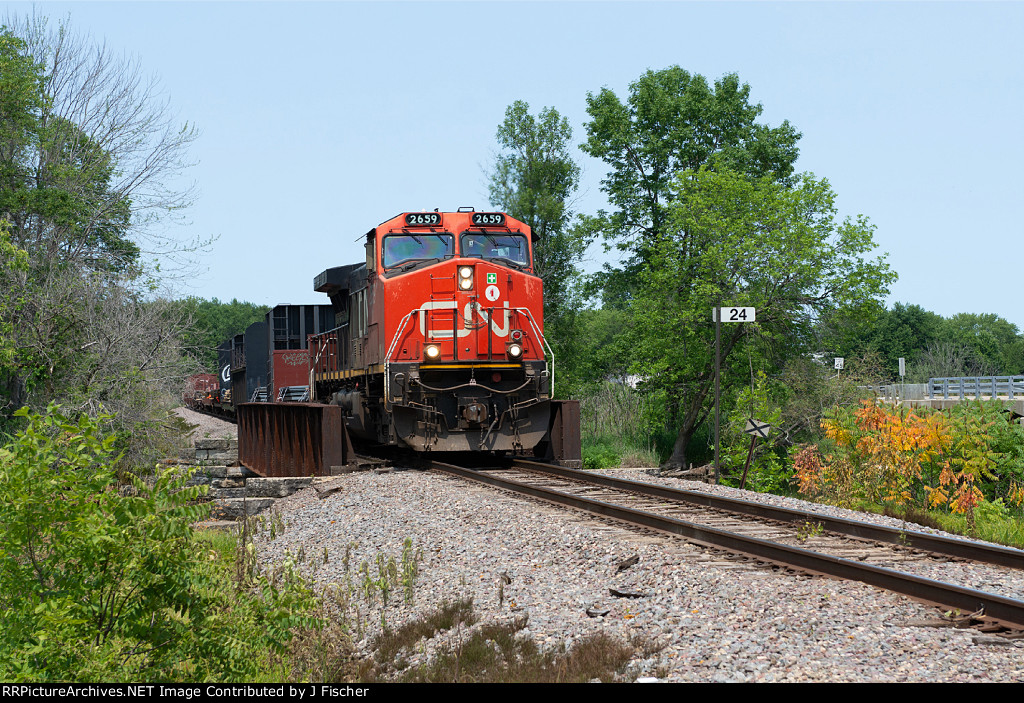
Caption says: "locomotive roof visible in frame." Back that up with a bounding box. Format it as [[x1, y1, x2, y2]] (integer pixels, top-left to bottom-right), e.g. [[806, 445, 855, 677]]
[[371, 211, 536, 241], [313, 262, 367, 296]]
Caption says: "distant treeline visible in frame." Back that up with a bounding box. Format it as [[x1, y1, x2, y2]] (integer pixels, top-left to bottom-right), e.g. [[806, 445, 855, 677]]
[[830, 303, 1024, 382], [173, 298, 270, 372]]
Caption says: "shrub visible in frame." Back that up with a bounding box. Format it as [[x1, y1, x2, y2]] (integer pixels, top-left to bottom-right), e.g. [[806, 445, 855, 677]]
[[0, 405, 320, 681], [798, 400, 1024, 522], [583, 443, 621, 471]]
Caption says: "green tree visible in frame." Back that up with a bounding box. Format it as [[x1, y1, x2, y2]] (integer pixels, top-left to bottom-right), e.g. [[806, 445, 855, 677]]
[[3, 15, 199, 266], [0, 23, 155, 279], [630, 168, 895, 470], [489, 101, 582, 310], [581, 67, 802, 306], [572, 307, 633, 385], [0, 18, 198, 463], [175, 297, 271, 371], [488, 100, 586, 395], [0, 30, 45, 212], [0, 221, 29, 421], [940, 313, 1024, 376], [827, 305, 1024, 381], [827, 302, 943, 379]]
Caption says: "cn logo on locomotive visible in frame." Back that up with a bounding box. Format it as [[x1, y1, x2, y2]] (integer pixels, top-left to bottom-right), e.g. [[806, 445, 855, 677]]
[[418, 301, 511, 339]]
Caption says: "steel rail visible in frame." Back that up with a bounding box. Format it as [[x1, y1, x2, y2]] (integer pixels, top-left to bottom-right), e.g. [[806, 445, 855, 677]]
[[431, 460, 1024, 631], [511, 459, 1024, 570]]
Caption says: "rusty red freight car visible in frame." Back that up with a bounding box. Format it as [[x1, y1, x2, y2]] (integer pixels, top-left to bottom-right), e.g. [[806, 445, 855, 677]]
[[308, 209, 554, 453], [184, 373, 220, 410]]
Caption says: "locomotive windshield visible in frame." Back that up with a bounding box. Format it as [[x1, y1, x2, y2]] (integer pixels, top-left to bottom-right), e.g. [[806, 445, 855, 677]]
[[382, 233, 454, 269], [459, 233, 530, 268]]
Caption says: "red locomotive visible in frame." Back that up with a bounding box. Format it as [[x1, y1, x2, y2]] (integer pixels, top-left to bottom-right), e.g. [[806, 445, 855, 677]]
[[309, 209, 553, 453]]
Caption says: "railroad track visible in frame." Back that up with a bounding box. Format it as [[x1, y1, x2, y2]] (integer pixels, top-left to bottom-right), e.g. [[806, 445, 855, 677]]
[[430, 458, 1024, 634]]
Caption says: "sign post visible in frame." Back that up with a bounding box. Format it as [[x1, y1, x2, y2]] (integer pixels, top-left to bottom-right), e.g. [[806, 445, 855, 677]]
[[739, 418, 771, 490], [899, 357, 906, 403], [712, 307, 756, 484]]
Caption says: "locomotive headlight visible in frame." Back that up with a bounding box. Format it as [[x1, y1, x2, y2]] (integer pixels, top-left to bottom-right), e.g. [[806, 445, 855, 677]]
[[424, 344, 441, 360], [507, 342, 523, 359], [458, 266, 474, 290]]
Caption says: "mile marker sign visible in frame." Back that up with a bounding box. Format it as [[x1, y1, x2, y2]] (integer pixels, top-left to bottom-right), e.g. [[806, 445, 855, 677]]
[[713, 307, 756, 322]]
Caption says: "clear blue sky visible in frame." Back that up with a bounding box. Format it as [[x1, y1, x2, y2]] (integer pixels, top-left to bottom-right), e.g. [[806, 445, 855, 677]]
[[6, 1, 1023, 329]]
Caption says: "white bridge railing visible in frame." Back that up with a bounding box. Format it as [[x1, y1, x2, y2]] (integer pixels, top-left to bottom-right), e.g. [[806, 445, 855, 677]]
[[928, 376, 1024, 400]]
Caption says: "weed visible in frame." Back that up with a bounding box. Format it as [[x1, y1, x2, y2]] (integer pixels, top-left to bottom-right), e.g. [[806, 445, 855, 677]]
[[360, 561, 375, 604], [796, 521, 824, 542], [267, 509, 286, 540], [400, 538, 423, 603], [366, 597, 478, 673], [359, 599, 641, 683]]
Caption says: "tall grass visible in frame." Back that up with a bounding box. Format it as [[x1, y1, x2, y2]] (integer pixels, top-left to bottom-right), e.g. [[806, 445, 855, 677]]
[[579, 382, 653, 443], [577, 383, 663, 468], [358, 598, 641, 683], [883, 502, 1024, 550]]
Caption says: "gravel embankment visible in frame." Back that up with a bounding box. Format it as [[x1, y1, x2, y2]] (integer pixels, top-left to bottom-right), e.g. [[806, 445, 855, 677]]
[[172, 406, 236, 443], [253, 467, 1024, 683]]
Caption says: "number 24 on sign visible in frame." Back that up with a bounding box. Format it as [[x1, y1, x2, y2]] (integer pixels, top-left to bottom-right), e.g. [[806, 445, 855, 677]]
[[713, 307, 756, 322]]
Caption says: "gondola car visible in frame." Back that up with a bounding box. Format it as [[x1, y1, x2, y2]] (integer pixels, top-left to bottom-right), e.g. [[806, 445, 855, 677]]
[[186, 303, 334, 417]]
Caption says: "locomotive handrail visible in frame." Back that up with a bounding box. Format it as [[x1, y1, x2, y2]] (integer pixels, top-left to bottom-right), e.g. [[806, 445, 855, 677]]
[[384, 309, 422, 411], [309, 331, 341, 388], [316, 323, 349, 337], [381, 305, 554, 410], [309, 336, 325, 389], [385, 310, 420, 364], [510, 306, 555, 398]]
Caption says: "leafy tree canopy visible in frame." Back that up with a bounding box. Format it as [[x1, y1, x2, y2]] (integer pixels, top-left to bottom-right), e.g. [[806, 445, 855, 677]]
[[581, 66, 802, 306], [489, 100, 584, 320], [941, 312, 1024, 375], [0, 26, 137, 278], [630, 168, 895, 469], [0, 18, 198, 453], [831, 304, 1024, 380], [488, 100, 589, 396], [0, 30, 45, 176], [175, 297, 270, 371]]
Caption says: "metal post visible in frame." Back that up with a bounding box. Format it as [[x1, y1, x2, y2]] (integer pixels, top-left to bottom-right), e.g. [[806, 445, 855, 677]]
[[714, 306, 721, 485], [739, 435, 756, 490]]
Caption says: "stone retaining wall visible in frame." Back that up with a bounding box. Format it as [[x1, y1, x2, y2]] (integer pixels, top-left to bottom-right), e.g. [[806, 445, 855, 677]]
[[179, 438, 313, 519]]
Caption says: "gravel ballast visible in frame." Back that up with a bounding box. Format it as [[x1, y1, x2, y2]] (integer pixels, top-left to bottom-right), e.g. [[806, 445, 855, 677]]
[[252, 467, 1024, 682]]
